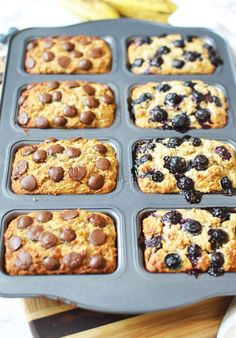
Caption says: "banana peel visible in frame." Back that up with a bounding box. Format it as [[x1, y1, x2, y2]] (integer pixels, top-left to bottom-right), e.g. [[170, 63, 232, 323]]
[[60, 0, 120, 21]]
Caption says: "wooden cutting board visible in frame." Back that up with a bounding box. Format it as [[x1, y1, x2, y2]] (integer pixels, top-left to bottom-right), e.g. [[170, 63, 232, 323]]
[[23, 296, 233, 338]]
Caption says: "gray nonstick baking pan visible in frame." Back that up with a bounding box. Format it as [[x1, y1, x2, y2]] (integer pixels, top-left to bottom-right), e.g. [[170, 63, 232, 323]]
[[0, 19, 236, 314]]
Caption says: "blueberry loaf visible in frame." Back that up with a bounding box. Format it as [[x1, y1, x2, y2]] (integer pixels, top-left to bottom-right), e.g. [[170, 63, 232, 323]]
[[142, 208, 236, 276], [128, 35, 222, 75], [130, 80, 227, 130], [18, 81, 115, 129], [5, 209, 116, 275], [25, 35, 112, 74], [11, 138, 118, 195], [134, 136, 236, 203]]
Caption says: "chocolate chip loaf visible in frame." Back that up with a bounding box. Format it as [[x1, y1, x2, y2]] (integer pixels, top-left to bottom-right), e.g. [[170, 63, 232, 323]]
[[11, 138, 118, 195], [25, 35, 112, 74], [18, 81, 115, 129], [128, 35, 222, 75], [5, 209, 116, 275], [134, 136, 236, 203], [142, 208, 236, 276], [130, 80, 227, 130]]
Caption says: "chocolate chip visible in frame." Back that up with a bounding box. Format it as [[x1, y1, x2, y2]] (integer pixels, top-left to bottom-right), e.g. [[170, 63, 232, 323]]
[[17, 215, 33, 229], [57, 56, 71, 68], [93, 144, 107, 154], [23, 145, 37, 156], [83, 84, 95, 95], [88, 174, 104, 190], [63, 252, 82, 269], [89, 229, 107, 246], [15, 252, 32, 270], [44, 39, 53, 49], [103, 94, 114, 104], [18, 96, 27, 106], [80, 111, 95, 125], [32, 150, 47, 164], [90, 47, 103, 58], [69, 166, 86, 181], [7, 236, 22, 251], [48, 81, 60, 90], [27, 225, 44, 241], [89, 254, 105, 269], [87, 96, 99, 108], [37, 211, 53, 223], [66, 147, 81, 158], [39, 93, 52, 104], [65, 81, 79, 88], [60, 228, 76, 242], [40, 232, 58, 249], [25, 56, 35, 69], [88, 214, 106, 228], [71, 50, 83, 58], [45, 137, 58, 143], [43, 257, 60, 270], [15, 160, 28, 176], [78, 36, 92, 45], [78, 59, 92, 70], [62, 41, 75, 51], [61, 210, 79, 220], [52, 91, 62, 102], [63, 105, 77, 117], [53, 116, 67, 127], [35, 117, 49, 129], [26, 40, 37, 51], [96, 158, 111, 170], [43, 51, 55, 62], [20, 175, 37, 191], [47, 144, 65, 155], [17, 112, 28, 125], [48, 166, 64, 182]]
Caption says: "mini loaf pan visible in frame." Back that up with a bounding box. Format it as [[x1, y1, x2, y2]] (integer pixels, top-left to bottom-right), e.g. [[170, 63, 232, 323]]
[[0, 19, 236, 314]]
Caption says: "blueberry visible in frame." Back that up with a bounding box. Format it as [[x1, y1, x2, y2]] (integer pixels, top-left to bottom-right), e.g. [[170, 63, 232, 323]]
[[204, 43, 216, 56], [172, 59, 185, 69], [132, 93, 152, 105], [208, 229, 229, 249], [212, 96, 222, 107], [157, 83, 171, 92], [215, 146, 231, 160], [183, 190, 203, 204], [211, 252, 224, 267], [144, 235, 162, 248], [171, 113, 190, 131], [150, 56, 164, 67], [164, 93, 183, 107], [193, 155, 209, 171], [192, 90, 205, 103], [184, 51, 201, 62], [221, 176, 233, 190], [139, 154, 152, 163], [159, 34, 167, 38], [209, 207, 233, 222], [172, 39, 185, 48], [184, 35, 196, 42], [177, 176, 194, 190], [137, 37, 152, 45], [192, 137, 202, 147], [166, 137, 183, 148], [159, 46, 171, 54], [187, 244, 202, 259], [149, 106, 168, 122], [183, 219, 202, 235], [164, 156, 187, 174], [195, 109, 211, 123], [162, 210, 182, 224], [210, 56, 223, 67], [184, 81, 196, 89], [165, 253, 182, 269], [147, 170, 164, 182], [132, 58, 144, 67]]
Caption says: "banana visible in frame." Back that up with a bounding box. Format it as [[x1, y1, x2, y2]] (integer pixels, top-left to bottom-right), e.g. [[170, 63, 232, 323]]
[[111, 6, 170, 23], [103, 0, 177, 15], [60, 0, 120, 21]]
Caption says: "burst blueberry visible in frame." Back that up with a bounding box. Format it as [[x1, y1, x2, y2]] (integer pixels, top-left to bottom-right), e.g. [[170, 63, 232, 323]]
[[215, 146, 231, 160], [164, 93, 183, 107], [166, 137, 183, 148], [162, 210, 182, 224], [164, 156, 187, 174], [157, 83, 171, 92], [195, 109, 211, 123], [149, 106, 168, 122], [177, 176, 194, 190]]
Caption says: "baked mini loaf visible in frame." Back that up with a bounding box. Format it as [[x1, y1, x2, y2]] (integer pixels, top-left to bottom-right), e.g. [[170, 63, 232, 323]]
[[11, 138, 118, 195], [134, 136, 236, 203], [5, 209, 116, 275], [25, 35, 112, 74], [17, 81, 115, 129], [128, 35, 222, 75], [130, 80, 227, 130], [142, 208, 236, 276]]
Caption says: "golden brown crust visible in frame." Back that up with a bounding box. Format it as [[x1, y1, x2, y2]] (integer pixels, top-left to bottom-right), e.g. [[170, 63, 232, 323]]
[[142, 208, 236, 275], [18, 81, 115, 129], [25, 35, 112, 74], [5, 209, 117, 275], [11, 138, 118, 195], [131, 80, 227, 130], [128, 35, 219, 74]]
